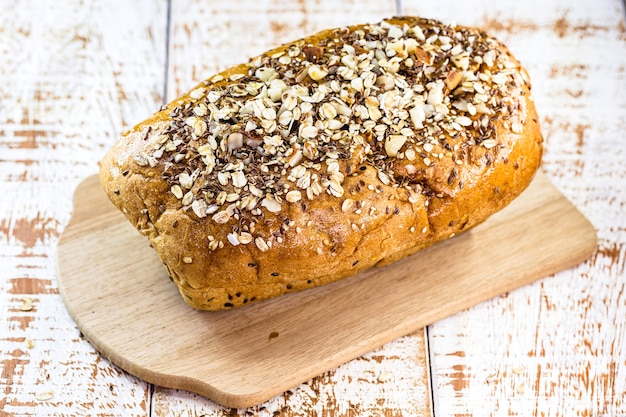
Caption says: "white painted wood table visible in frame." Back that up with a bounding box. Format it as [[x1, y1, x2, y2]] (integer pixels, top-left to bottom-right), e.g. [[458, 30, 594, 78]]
[[1, 0, 624, 415]]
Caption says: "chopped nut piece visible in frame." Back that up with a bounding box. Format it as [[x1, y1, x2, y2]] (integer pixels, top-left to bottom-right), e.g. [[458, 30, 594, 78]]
[[409, 106, 426, 129], [302, 45, 324, 62], [261, 196, 282, 213], [385, 135, 407, 157], [268, 79, 287, 101], [451, 51, 470, 70], [255, 67, 277, 82], [427, 81, 444, 105], [387, 25, 404, 39], [445, 69, 463, 91], [413, 46, 433, 65], [227, 132, 244, 150], [307, 65, 328, 81]]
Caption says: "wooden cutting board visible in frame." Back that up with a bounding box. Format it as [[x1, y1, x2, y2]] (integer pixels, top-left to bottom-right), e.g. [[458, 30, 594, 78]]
[[56, 172, 596, 408]]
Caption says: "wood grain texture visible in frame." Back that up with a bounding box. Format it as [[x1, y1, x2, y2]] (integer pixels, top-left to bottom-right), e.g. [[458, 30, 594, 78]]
[[0, 0, 167, 415], [402, 0, 626, 415]]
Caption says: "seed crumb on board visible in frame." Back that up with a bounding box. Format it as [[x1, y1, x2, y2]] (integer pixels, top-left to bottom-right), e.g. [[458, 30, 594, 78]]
[[512, 366, 525, 375], [19, 297, 34, 311], [35, 390, 54, 402]]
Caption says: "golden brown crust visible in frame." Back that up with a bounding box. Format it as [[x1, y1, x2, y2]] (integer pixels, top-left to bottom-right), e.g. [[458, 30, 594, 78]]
[[99, 17, 543, 310]]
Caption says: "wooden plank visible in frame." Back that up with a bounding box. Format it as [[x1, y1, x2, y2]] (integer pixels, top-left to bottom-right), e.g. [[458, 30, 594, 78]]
[[158, 0, 436, 414], [0, 0, 168, 415], [402, 0, 626, 415], [150, 331, 431, 417]]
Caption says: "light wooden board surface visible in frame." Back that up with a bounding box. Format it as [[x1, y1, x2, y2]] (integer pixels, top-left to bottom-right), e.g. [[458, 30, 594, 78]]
[[56, 173, 595, 408], [1, 0, 625, 416]]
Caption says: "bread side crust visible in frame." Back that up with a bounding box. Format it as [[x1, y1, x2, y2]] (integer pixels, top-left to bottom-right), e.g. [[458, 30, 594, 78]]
[[99, 17, 543, 310]]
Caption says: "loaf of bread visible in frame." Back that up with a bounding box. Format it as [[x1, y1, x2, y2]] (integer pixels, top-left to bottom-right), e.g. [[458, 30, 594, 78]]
[[99, 16, 543, 310]]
